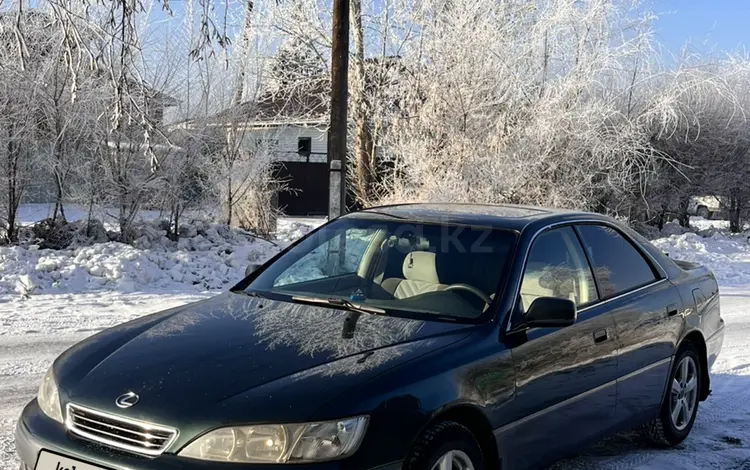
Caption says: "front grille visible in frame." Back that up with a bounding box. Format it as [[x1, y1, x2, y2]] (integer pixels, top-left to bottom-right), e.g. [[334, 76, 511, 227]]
[[66, 403, 178, 456]]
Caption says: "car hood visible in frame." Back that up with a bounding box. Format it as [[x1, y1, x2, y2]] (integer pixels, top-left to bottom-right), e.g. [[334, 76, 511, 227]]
[[55, 292, 472, 425]]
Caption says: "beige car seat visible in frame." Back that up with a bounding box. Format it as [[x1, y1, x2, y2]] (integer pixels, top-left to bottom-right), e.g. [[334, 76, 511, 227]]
[[381, 251, 447, 299], [519, 262, 579, 311]]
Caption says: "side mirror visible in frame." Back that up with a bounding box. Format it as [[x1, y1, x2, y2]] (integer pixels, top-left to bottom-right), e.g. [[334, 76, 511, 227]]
[[245, 263, 262, 277], [523, 297, 577, 329]]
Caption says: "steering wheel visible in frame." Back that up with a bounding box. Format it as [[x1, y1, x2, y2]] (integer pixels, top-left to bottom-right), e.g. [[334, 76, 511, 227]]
[[444, 284, 492, 304]]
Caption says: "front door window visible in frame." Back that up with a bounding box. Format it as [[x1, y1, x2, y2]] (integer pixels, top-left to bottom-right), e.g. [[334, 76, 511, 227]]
[[519, 226, 598, 313]]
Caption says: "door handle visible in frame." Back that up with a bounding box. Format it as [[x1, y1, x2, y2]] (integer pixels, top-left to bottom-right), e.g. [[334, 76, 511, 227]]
[[593, 328, 609, 344], [666, 304, 679, 317]]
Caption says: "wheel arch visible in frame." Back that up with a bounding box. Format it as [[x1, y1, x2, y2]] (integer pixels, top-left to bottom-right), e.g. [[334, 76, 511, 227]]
[[679, 330, 710, 401], [413, 404, 500, 470]]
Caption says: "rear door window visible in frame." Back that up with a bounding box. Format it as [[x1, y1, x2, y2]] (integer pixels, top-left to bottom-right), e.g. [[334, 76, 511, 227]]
[[575, 224, 657, 299]]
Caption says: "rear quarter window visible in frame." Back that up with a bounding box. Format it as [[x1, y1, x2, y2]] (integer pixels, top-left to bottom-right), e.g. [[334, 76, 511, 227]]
[[576, 224, 658, 298]]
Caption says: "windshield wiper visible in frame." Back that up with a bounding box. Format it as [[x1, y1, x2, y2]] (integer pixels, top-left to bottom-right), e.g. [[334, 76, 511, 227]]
[[291, 295, 386, 315], [291, 296, 386, 339]]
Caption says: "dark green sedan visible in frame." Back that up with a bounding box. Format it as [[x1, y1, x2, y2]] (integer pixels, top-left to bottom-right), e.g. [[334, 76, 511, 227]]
[[17, 204, 724, 470]]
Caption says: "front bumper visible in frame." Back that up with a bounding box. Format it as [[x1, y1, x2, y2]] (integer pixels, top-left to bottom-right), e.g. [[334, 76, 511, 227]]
[[16, 400, 400, 470]]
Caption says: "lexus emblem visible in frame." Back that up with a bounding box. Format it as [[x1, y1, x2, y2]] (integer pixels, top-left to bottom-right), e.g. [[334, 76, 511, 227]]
[[115, 391, 139, 409]]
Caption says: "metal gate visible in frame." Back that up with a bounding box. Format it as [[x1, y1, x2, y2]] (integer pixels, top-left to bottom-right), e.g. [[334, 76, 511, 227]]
[[274, 155, 329, 216]]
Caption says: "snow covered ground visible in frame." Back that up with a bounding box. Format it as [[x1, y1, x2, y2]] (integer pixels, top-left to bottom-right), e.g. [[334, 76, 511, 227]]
[[2, 214, 750, 469], [15, 203, 164, 231]]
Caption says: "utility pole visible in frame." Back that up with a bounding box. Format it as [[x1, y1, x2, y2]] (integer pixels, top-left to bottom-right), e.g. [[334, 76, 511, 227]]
[[327, 0, 350, 220]]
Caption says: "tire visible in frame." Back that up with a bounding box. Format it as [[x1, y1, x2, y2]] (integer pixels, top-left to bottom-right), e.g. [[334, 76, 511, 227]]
[[404, 421, 484, 470], [696, 206, 709, 219], [644, 342, 702, 446]]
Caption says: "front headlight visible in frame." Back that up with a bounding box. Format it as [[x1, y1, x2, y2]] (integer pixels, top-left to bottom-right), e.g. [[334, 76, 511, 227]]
[[179, 416, 368, 463], [37, 366, 63, 423]]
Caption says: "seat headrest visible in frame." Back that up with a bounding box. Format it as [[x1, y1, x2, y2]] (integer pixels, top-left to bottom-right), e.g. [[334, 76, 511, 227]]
[[402, 251, 440, 284]]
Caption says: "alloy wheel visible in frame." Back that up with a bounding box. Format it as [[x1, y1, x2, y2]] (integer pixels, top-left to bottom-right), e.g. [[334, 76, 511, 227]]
[[670, 356, 698, 431], [431, 450, 475, 470]]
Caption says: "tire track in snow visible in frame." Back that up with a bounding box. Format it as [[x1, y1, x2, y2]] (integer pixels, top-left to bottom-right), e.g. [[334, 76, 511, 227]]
[[696, 374, 750, 432]]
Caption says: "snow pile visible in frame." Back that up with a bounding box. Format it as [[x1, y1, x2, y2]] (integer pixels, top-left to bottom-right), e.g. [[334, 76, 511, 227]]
[[274, 218, 324, 245], [0, 218, 325, 296], [632, 221, 689, 240], [635, 217, 738, 241], [653, 231, 750, 285], [690, 216, 733, 232], [0, 240, 270, 295], [659, 221, 690, 237]]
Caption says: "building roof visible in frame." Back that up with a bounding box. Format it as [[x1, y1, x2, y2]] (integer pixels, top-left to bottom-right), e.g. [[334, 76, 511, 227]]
[[211, 83, 329, 126], [345, 203, 599, 232], [207, 55, 404, 127]]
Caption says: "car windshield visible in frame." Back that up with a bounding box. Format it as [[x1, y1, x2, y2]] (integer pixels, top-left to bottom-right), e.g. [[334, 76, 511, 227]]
[[246, 217, 517, 320]]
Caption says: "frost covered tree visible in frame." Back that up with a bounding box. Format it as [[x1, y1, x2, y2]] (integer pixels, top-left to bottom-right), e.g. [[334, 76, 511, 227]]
[[373, 0, 659, 212], [6, 0, 750, 244], [638, 56, 750, 231], [162, 0, 293, 237], [0, 9, 57, 243]]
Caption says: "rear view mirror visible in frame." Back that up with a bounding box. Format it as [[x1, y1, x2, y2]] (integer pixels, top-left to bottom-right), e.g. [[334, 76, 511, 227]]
[[524, 297, 577, 328], [245, 263, 262, 277]]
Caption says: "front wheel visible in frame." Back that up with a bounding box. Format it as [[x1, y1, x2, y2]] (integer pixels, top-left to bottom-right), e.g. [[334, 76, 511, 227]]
[[644, 343, 701, 446], [404, 421, 484, 470]]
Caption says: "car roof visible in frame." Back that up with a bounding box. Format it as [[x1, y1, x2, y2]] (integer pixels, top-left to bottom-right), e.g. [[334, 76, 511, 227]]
[[343, 203, 609, 232]]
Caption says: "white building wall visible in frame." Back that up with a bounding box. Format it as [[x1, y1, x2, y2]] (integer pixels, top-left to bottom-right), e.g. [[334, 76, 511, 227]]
[[242, 124, 328, 163]]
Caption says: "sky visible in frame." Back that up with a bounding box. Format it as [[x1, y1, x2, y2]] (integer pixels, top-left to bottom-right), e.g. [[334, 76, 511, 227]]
[[652, 0, 750, 56], [145, 1, 748, 53], [141, 0, 750, 70]]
